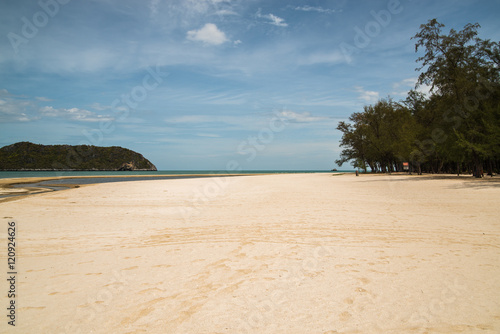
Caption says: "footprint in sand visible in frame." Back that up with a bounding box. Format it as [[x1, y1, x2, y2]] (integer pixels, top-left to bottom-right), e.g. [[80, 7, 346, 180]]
[[344, 298, 354, 305], [357, 277, 370, 284], [339, 311, 352, 321]]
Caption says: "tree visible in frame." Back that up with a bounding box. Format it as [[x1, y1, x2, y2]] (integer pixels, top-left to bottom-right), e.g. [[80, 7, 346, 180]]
[[336, 20, 499, 176], [336, 98, 416, 172], [413, 19, 500, 177], [336, 113, 369, 172]]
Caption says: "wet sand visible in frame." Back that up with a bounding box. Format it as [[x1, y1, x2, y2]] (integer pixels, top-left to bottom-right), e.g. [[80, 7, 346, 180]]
[[0, 174, 246, 203], [0, 173, 499, 333]]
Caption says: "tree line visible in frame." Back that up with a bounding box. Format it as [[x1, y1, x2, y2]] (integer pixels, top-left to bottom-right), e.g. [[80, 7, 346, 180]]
[[336, 19, 499, 177], [0, 142, 157, 171]]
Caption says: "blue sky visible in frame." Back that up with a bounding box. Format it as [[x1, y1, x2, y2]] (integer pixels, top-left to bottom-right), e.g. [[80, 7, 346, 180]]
[[1, 0, 499, 170]]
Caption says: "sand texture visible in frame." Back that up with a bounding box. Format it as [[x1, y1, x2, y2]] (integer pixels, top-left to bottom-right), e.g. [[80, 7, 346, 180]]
[[1, 173, 499, 333]]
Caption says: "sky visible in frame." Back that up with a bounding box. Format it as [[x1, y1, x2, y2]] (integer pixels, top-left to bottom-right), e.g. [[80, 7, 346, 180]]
[[1, 0, 499, 170]]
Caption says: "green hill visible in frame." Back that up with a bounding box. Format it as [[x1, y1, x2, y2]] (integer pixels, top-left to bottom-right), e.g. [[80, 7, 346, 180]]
[[0, 142, 157, 171]]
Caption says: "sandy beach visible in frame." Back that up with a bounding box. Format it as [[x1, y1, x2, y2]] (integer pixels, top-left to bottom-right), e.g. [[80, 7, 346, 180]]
[[1, 173, 499, 333]]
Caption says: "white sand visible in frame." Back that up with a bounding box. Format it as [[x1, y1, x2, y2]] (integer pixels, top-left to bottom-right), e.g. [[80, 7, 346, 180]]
[[1, 173, 499, 333]]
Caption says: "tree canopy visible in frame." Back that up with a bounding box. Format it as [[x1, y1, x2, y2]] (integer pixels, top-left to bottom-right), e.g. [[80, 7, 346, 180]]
[[0, 142, 157, 171], [336, 19, 500, 177]]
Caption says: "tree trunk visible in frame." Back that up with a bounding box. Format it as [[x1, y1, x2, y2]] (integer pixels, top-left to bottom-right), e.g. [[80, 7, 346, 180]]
[[487, 159, 493, 177], [473, 152, 483, 178], [438, 160, 444, 173]]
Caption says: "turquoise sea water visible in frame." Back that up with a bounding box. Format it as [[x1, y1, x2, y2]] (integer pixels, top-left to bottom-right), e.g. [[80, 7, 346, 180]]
[[0, 170, 344, 179]]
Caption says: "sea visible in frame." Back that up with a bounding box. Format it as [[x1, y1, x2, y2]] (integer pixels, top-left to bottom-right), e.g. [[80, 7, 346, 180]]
[[0, 170, 348, 185], [0, 170, 343, 179]]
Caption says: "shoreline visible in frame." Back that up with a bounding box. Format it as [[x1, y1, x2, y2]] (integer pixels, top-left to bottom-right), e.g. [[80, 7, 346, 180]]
[[0, 173, 256, 202], [1, 171, 497, 203]]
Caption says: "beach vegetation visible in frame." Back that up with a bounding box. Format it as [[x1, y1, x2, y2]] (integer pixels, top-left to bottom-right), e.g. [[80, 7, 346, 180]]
[[337, 19, 500, 177]]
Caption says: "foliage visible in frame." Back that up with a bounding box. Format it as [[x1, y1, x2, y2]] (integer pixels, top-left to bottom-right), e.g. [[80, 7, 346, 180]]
[[337, 19, 500, 176], [0, 142, 157, 171]]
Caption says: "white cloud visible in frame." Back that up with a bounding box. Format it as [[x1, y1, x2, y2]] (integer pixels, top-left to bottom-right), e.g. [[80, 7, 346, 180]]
[[165, 115, 213, 124], [257, 11, 288, 27], [36, 96, 52, 102], [149, 0, 239, 21], [0, 103, 32, 122], [39, 106, 114, 122], [277, 110, 327, 123], [0, 90, 117, 123], [391, 77, 416, 97], [149, 0, 160, 17], [89, 103, 109, 111], [196, 133, 221, 138], [417, 83, 433, 96], [391, 77, 432, 97], [267, 14, 287, 27], [187, 23, 229, 45], [89, 102, 128, 112], [155, 0, 241, 28], [164, 114, 252, 126], [163, 113, 275, 132], [354, 86, 379, 104], [215, 9, 238, 16], [292, 6, 339, 14], [0, 89, 37, 122]]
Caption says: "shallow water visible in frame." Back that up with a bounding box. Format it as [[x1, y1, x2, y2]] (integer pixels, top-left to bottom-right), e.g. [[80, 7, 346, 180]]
[[0, 170, 337, 179]]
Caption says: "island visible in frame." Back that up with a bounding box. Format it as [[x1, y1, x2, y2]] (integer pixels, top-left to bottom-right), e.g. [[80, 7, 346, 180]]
[[0, 142, 157, 171]]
